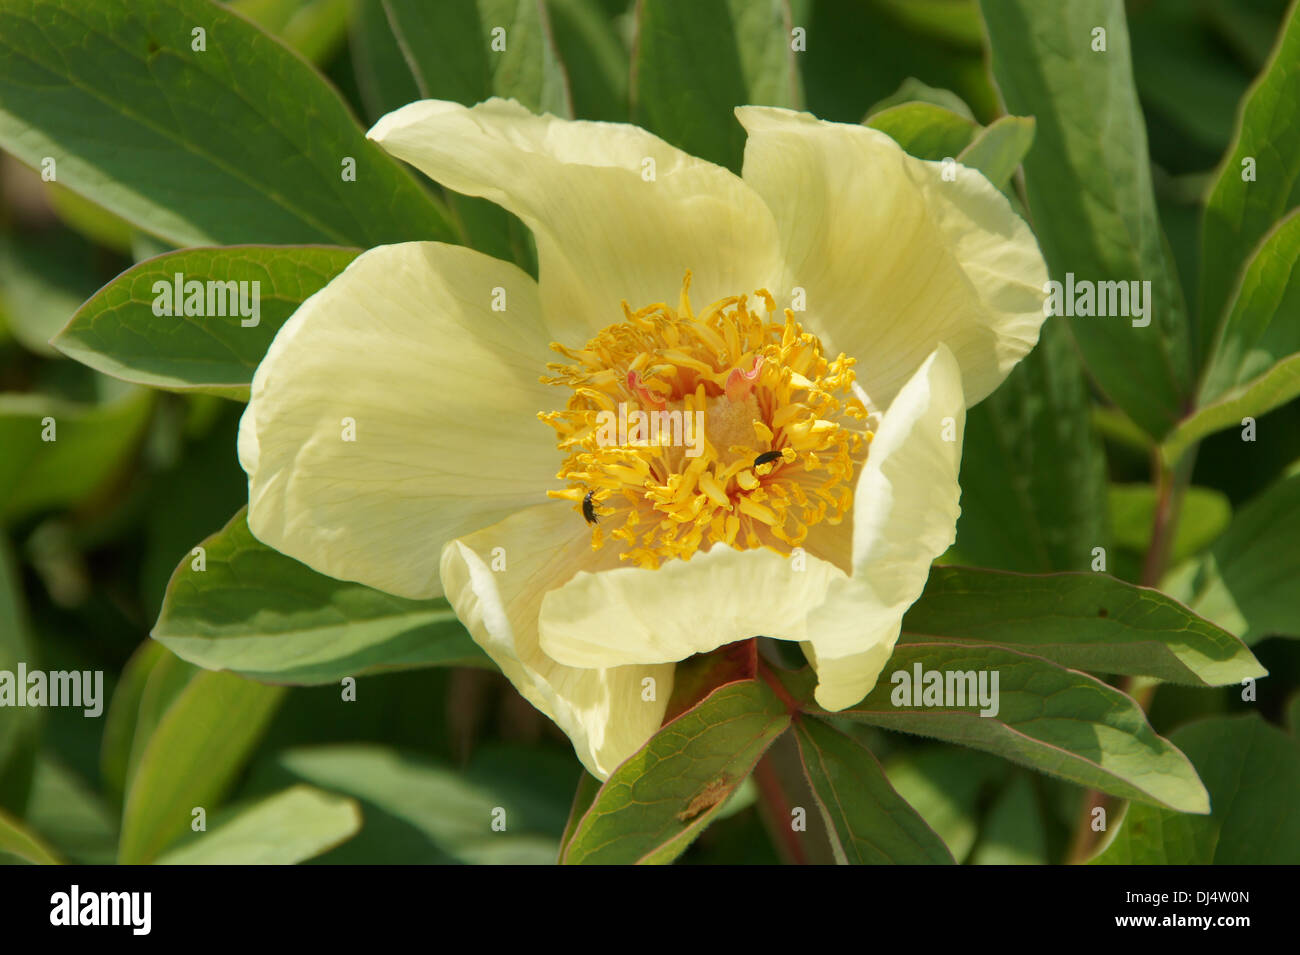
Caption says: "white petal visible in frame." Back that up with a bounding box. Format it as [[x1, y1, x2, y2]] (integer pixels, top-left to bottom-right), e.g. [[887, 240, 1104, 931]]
[[240, 242, 557, 600], [805, 343, 967, 710], [538, 542, 847, 668], [440, 501, 673, 780], [736, 106, 1048, 408], [369, 99, 783, 343]]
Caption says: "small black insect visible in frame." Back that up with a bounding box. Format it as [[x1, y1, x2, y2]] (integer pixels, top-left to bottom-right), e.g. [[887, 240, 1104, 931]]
[[582, 491, 599, 525], [753, 450, 784, 469]]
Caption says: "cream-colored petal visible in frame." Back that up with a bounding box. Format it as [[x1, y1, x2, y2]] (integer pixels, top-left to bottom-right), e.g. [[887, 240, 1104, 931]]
[[441, 501, 672, 779], [240, 242, 557, 600], [369, 99, 783, 343], [805, 344, 966, 710], [538, 540, 847, 669], [736, 106, 1048, 409]]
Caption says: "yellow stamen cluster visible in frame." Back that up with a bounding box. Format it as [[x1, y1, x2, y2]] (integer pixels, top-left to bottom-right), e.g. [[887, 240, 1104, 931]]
[[539, 273, 872, 568]]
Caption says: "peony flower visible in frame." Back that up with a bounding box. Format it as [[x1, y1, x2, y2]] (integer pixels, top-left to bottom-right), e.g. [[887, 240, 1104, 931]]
[[237, 99, 1048, 779]]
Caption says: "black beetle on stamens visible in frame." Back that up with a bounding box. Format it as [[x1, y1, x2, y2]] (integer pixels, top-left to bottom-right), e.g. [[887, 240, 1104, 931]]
[[753, 450, 784, 469], [582, 491, 599, 525]]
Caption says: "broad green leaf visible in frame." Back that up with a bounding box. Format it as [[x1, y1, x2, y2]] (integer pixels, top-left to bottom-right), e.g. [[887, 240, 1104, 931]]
[[901, 566, 1264, 687], [981, 0, 1193, 438], [118, 671, 286, 863], [0, 539, 37, 815], [0, 0, 456, 247], [1165, 210, 1300, 463], [1199, 0, 1300, 356], [231, 0, 351, 63], [559, 770, 601, 856], [794, 717, 953, 864], [0, 231, 103, 356], [865, 101, 978, 162], [51, 246, 360, 400], [0, 806, 61, 864], [874, 0, 984, 48], [1092, 714, 1300, 863], [349, 0, 421, 122], [802, 0, 998, 125], [122, 649, 201, 799], [154, 785, 361, 865], [547, 0, 630, 122], [563, 680, 791, 864], [1128, 0, 1248, 155], [263, 745, 562, 863], [99, 639, 170, 808], [831, 644, 1210, 812], [1163, 357, 1300, 466], [1109, 484, 1231, 565], [866, 77, 976, 120], [885, 746, 1010, 863], [152, 509, 489, 684], [1174, 466, 1300, 644], [45, 182, 134, 255], [957, 115, 1036, 191], [968, 774, 1048, 865], [23, 757, 118, 865], [383, 0, 571, 115], [632, 0, 800, 171], [0, 389, 152, 525], [952, 319, 1108, 573]]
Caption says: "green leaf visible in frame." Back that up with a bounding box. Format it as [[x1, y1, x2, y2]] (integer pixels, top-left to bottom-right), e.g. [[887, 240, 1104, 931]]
[[885, 746, 1010, 863], [152, 508, 489, 684], [99, 640, 172, 808], [865, 101, 978, 161], [51, 245, 359, 400], [968, 774, 1049, 865], [952, 319, 1109, 572], [0, 389, 152, 525], [1173, 466, 1300, 644], [0, 0, 456, 247], [866, 77, 976, 121], [121, 648, 201, 801], [0, 231, 103, 356], [1092, 714, 1300, 863], [153, 785, 361, 865], [547, 0, 630, 122], [264, 744, 562, 863], [118, 671, 286, 864], [793, 717, 953, 864], [1164, 358, 1300, 466], [1109, 484, 1232, 565], [45, 182, 135, 255], [562, 680, 791, 864], [831, 644, 1210, 812], [980, 0, 1193, 438], [1199, 1, 1300, 356], [384, 0, 571, 115], [901, 565, 1264, 687], [1165, 210, 1300, 463], [231, 0, 351, 63], [801, 0, 998, 125], [349, 0, 421, 122], [0, 539, 37, 815], [22, 758, 118, 865], [0, 807, 61, 865], [632, 0, 800, 171], [957, 115, 1036, 191]]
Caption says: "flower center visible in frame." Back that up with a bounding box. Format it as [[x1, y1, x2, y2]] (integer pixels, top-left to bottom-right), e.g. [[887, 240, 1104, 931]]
[[540, 273, 872, 568]]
